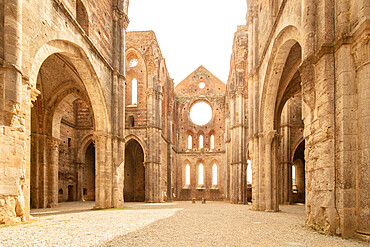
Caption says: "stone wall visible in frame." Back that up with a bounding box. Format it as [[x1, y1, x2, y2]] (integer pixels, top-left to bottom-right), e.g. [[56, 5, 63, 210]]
[[125, 31, 175, 202], [243, 0, 369, 238], [175, 66, 226, 201], [0, 0, 128, 223]]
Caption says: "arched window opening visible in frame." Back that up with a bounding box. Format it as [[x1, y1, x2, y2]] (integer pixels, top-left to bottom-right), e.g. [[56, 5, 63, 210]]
[[185, 164, 190, 185], [128, 116, 135, 127], [247, 160, 252, 184], [199, 135, 203, 149], [292, 165, 297, 193], [132, 78, 137, 105], [198, 164, 204, 185], [210, 134, 215, 149], [188, 135, 192, 150], [129, 59, 138, 67], [76, 0, 89, 34], [212, 164, 217, 185]]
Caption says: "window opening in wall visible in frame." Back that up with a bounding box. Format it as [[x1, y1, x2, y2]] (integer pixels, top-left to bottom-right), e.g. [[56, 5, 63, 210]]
[[190, 101, 212, 126], [199, 135, 203, 149], [198, 82, 206, 89], [132, 78, 137, 105], [129, 59, 138, 67], [129, 116, 135, 127], [292, 165, 297, 193], [188, 135, 192, 149], [76, 0, 89, 34], [83, 188, 87, 196], [68, 138, 71, 148], [210, 134, 215, 149], [185, 164, 190, 185], [198, 164, 204, 185], [212, 164, 217, 185], [247, 160, 252, 184]]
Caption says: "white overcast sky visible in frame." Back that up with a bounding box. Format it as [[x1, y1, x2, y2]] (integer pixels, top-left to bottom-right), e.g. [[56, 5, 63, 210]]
[[127, 0, 247, 85]]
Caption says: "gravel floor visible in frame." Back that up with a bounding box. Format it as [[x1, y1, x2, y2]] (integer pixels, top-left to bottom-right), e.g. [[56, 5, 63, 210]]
[[0, 201, 367, 247]]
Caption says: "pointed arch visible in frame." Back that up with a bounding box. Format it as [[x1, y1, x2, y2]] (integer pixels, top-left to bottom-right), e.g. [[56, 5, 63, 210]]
[[259, 25, 302, 132], [30, 39, 111, 133]]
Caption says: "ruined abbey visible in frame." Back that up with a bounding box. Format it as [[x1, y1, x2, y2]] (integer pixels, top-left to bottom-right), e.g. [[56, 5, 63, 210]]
[[0, 0, 368, 240]]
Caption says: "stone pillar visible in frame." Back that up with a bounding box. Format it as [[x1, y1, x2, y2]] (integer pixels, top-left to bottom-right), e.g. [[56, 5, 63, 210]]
[[251, 136, 259, 210], [145, 162, 161, 203], [30, 134, 39, 208], [145, 77, 162, 203], [94, 132, 107, 209], [111, 0, 127, 209], [230, 87, 247, 204], [2, 0, 22, 125], [351, 29, 370, 235], [47, 137, 60, 208], [264, 130, 276, 212], [105, 135, 112, 208], [301, 0, 316, 60], [257, 133, 265, 211], [76, 162, 83, 201]]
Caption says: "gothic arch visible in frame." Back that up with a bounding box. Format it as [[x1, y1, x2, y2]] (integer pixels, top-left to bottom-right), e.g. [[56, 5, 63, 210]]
[[77, 134, 94, 164], [182, 159, 192, 187], [125, 134, 147, 162], [125, 47, 148, 105], [29, 39, 110, 133], [259, 25, 302, 132], [44, 85, 92, 140]]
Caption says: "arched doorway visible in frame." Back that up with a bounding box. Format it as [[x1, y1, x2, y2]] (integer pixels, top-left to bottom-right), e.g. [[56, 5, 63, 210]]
[[292, 141, 305, 203], [124, 139, 145, 202], [83, 142, 95, 201]]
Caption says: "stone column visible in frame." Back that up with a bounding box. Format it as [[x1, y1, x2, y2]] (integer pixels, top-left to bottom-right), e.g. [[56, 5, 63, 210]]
[[94, 132, 107, 209], [2, 0, 22, 125], [30, 134, 39, 209], [257, 133, 265, 211], [145, 78, 162, 203], [350, 29, 369, 235], [105, 135, 112, 208], [145, 162, 161, 203], [230, 87, 247, 204], [47, 137, 60, 208], [76, 162, 83, 201], [251, 136, 259, 210], [264, 130, 276, 212]]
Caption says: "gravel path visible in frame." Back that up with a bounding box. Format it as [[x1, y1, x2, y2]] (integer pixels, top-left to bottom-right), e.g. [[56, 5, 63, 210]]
[[0, 201, 366, 247]]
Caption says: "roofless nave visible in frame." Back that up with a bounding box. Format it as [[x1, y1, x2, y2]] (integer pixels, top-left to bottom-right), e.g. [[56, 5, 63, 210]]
[[0, 0, 368, 240]]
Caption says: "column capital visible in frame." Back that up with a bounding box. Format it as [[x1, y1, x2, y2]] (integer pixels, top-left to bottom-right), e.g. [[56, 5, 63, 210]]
[[263, 130, 277, 144], [47, 136, 61, 150]]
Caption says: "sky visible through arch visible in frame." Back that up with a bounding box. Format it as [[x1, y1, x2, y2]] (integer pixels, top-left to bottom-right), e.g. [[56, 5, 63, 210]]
[[127, 0, 247, 85]]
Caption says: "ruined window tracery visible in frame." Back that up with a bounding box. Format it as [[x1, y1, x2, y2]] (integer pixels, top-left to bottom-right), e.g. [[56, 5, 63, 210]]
[[129, 59, 138, 67], [190, 101, 212, 126]]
